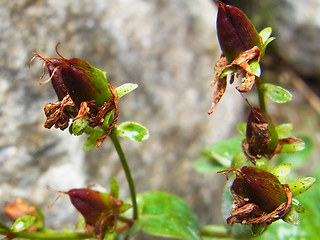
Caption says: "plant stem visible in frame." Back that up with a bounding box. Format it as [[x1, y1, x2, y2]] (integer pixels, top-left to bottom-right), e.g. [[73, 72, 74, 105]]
[[256, 77, 267, 113], [109, 131, 138, 220], [0, 229, 92, 239]]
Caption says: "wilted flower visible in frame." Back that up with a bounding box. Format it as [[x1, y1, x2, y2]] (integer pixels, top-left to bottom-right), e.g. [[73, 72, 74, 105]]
[[218, 166, 292, 226], [209, 1, 263, 114], [30, 43, 119, 147], [65, 188, 130, 239], [242, 106, 304, 164]]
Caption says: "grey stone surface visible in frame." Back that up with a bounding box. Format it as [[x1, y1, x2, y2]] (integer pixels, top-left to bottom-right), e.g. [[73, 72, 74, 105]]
[[0, 0, 245, 234], [274, 0, 320, 78]]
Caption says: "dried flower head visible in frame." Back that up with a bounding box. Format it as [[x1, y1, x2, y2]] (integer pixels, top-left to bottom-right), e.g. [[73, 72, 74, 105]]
[[218, 166, 292, 226], [209, 1, 263, 114], [30, 43, 119, 147]]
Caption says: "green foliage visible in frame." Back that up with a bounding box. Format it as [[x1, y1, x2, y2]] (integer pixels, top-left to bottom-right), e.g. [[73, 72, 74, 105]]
[[115, 121, 149, 142], [193, 135, 243, 173], [130, 192, 201, 240], [260, 83, 292, 103], [12, 215, 36, 232]]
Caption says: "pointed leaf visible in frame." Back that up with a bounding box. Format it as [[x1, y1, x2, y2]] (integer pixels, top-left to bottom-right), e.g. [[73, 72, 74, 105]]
[[275, 123, 293, 138], [110, 177, 119, 199], [289, 177, 316, 197], [70, 118, 90, 136], [83, 128, 104, 151], [12, 215, 36, 232], [220, 66, 238, 79], [292, 198, 305, 213], [261, 37, 275, 57], [236, 122, 247, 136], [200, 135, 243, 168], [249, 61, 261, 77], [193, 157, 225, 174], [259, 27, 273, 43], [279, 140, 305, 154], [115, 121, 149, 142], [116, 83, 138, 99], [282, 207, 300, 226], [132, 192, 201, 240], [260, 83, 292, 103], [271, 163, 292, 183]]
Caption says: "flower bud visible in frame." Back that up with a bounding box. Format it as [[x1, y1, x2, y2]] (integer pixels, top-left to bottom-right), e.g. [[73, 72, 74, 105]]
[[232, 166, 287, 213], [46, 61, 68, 101], [67, 188, 111, 225], [216, 1, 261, 62], [32, 52, 112, 108]]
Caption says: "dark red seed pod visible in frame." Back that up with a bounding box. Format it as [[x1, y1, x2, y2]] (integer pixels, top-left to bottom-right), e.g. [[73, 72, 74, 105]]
[[66, 188, 109, 225], [216, 1, 261, 62], [232, 166, 287, 213]]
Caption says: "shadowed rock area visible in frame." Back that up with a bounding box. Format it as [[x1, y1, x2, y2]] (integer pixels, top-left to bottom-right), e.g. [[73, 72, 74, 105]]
[[0, 0, 245, 236]]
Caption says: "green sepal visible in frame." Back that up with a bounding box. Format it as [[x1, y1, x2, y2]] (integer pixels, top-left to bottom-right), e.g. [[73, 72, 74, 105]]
[[82, 127, 105, 151], [282, 207, 300, 226], [70, 118, 91, 136], [260, 83, 292, 103], [288, 177, 316, 197], [259, 27, 275, 57], [249, 61, 261, 77], [271, 163, 292, 183], [12, 215, 36, 232], [115, 121, 149, 142], [110, 177, 119, 199], [279, 140, 305, 154], [275, 123, 293, 138], [116, 83, 138, 99], [236, 122, 247, 136]]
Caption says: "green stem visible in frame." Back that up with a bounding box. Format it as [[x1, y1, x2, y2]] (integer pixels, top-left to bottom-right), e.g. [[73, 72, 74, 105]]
[[109, 131, 138, 220], [200, 225, 229, 238], [256, 77, 267, 113], [0, 229, 92, 239]]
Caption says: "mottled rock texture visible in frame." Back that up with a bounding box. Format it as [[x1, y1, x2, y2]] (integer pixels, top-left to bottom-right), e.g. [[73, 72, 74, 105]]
[[0, 0, 245, 235]]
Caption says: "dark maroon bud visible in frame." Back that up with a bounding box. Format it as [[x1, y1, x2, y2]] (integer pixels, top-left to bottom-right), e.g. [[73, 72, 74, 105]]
[[31, 48, 112, 108], [66, 188, 111, 225], [46, 62, 68, 100], [232, 166, 287, 213], [216, 1, 261, 62]]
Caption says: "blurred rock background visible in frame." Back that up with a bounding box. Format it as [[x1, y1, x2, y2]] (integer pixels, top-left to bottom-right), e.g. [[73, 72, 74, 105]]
[[0, 0, 319, 239]]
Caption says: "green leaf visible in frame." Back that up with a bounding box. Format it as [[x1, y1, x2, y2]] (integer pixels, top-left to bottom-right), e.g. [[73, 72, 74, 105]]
[[83, 127, 104, 151], [116, 83, 138, 99], [261, 37, 275, 57], [115, 121, 149, 142], [259, 27, 273, 43], [231, 151, 247, 169], [278, 136, 312, 168], [71, 118, 90, 136], [289, 177, 316, 197], [110, 177, 119, 199], [199, 135, 243, 168], [103, 231, 115, 240], [279, 140, 305, 154], [260, 83, 292, 103], [220, 66, 238, 78], [249, 61, 261, 76], [236, 122, 247, 136], [12, 215, 36, 232], [292, 198, 305, 213], [132, 192, 201, 240], [193, 157, 225, 174], [275, 123, 293, 138], [271, 163, 292, 183], [282, 207, 300, 226]]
